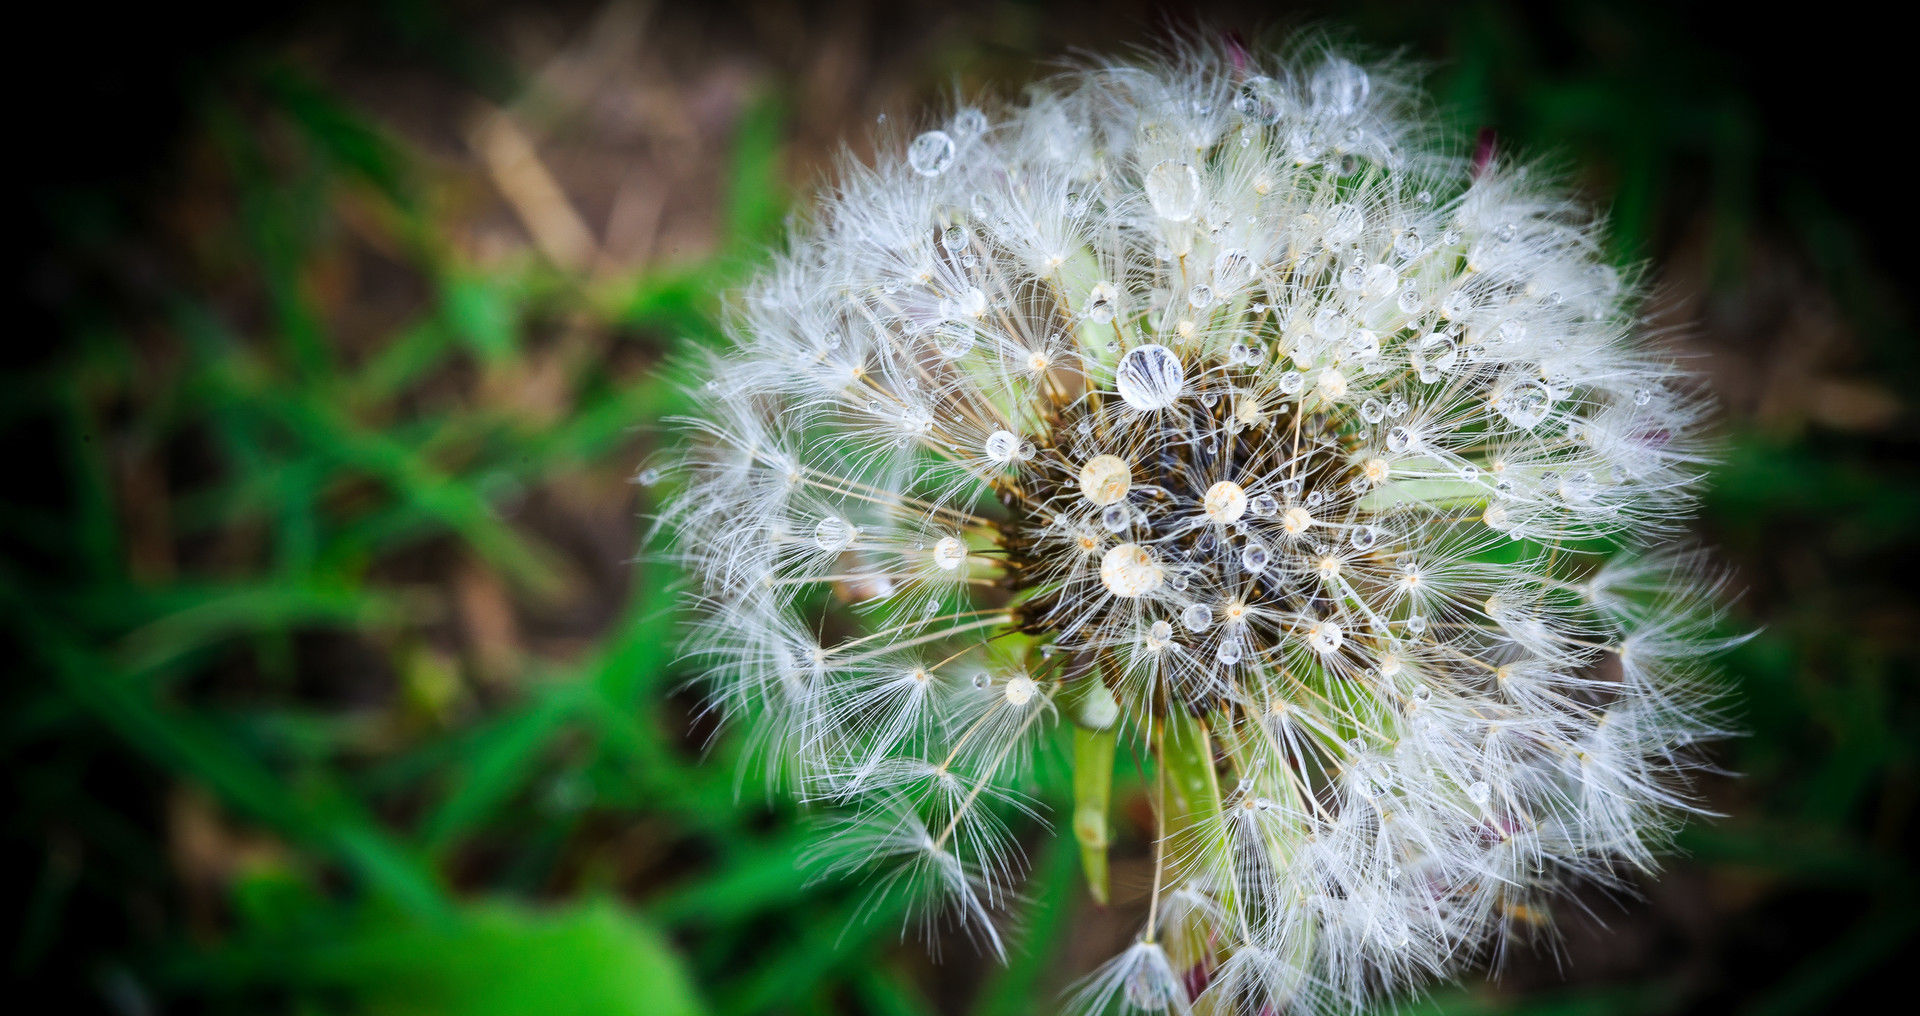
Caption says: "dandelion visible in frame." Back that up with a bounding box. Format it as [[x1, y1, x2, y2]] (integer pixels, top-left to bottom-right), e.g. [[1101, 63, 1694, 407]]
[[658, 35, 1735, 1016]]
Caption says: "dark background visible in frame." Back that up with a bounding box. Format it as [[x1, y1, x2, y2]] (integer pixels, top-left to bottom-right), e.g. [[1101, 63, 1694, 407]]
[[11, 2, 1916, 1014]]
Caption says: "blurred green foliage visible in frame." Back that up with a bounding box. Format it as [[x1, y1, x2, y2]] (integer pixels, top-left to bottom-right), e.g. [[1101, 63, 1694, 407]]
[[8, 2, 1916, 1014]]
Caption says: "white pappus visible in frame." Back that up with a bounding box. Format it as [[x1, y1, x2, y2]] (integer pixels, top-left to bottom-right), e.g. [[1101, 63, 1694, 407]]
[[653, 35, 1738, 1016]]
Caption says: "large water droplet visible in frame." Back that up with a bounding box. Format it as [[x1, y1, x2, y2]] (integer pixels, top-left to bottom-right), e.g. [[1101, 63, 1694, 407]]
[[907, 130, 956, 177], [1234, 75, 1286, 122], [1182, 603, 1214, 632], [1495, 379, 1553, 429], [1100, 543, 1163, 598], [1085, 281, 1118, 324], [813, 516, 854, 552], [933, 536, 966, 570], [983, 430, 1020, 463], [1310, 58, 1371, 117], [1144, 160, 1202, 221], [1213, 247, 1256, 291], [932, 322, 975, 358], [1115, 344, 1186, 411]]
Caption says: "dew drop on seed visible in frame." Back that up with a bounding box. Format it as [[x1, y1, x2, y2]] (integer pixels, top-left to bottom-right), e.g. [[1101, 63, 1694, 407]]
[[1182, 603, 1214, 632], [1213, 247, 1255, 291], [1310, 58, 1371, 117], [1360, 398, 1386, 423], [636, 468, 661, 486], [942, 224, 969, 252], [1079, 454, 1133, 506], [933, 536, 966, 570], [1310, 621, 1344, 653], [1085, 282, 1118, 324], [984, 430, 1019, 463], [1276, 370, 1305, 395], [1235, 75, 1284, 122], [1102, 504, 1130, 532], [1187, 283, 1215, 309], [1397, 284, 1423, 314], [1350, 526, 1380, 550], [1251, 493, 1279, 516], [972, 672, 992, 689], [1216, 641, 1244, 665], [1241, 541, 1270, 572], [908, 130, 956, 176], [1144, 160, 1202, 221], [1324, 202, 1365, 244], [814, 516, 854, 552], [1411, 683, 1431, 702], [1100, 542, 1163, 597], [1386, 426, 1413, 452], [1115, 344, 1186, 410], [952, 107, 988, 136], [1495, 379, 1552, 428], [1406, 614, 1427, 634], [1148, 619, 1173, 643], [933, 323, 975, 358], [1467, 781, 1492, 806]]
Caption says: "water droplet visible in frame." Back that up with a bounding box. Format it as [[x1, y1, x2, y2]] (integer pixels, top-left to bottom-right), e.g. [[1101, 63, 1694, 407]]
[[1467, 781, 1492, 806], [932, 322, 975, 358], [933, 536, 966, 570], [1494, 379, 1552, 428], [1085, 281, 1118, 324], [1187, 283, 1215, 309], [941, 224, 969, 252], [1493, 222, 1516, 243], [1115, 344, 1186, 410], [1100, 542, 1163, 597], [1101, 503, 1130, 532], [1406, 614, 1427, 634], [1360, 398, 1386, 423], [1397, 284, 1423, 314], [813, 516, 854, 552], [636, 467, 662, 486], [1240, 542, 1270, 572], [1413, 333, 1459, 382], [1310, 57, 1371, 116], [1182, 603, 1213, 632], [1216, 641, 1243, 665], [1213, 247, 1255, 291], [1350, 526, 1380, 550], [1411, 683, 1431, 702], [983, 430, 1020, 463], [972, 672, 991, 689], [1078, 454, 1133, 506], [907, 130, 956, 177], [1234, 75, 1285, 122], [1276, 370, 1305, 395], [1309, 621, 1344, 653], [952, 107, 988, 136], [1324, 202, 1365, 244], [1250, 493, 1279, 516], [1386, 426, 1413, 452], [1144, 160, 1201, 221]]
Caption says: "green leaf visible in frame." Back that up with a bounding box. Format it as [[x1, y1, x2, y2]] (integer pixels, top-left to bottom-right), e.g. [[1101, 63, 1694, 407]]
[[291, 901, 707, 1016]]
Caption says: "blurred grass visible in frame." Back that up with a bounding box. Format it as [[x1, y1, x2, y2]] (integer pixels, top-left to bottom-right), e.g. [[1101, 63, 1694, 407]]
[[8, 2, 1916, 1014]]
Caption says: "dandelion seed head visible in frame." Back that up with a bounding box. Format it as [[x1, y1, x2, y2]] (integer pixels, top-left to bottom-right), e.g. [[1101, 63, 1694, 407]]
[[661, 34, 1735, 1016]]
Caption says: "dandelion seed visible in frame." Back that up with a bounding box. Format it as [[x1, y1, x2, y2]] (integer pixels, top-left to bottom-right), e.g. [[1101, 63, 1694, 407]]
[[661, 37, 1733, 1016]]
